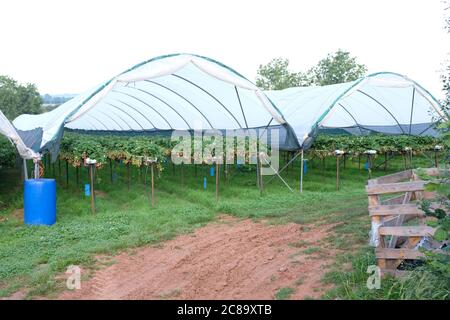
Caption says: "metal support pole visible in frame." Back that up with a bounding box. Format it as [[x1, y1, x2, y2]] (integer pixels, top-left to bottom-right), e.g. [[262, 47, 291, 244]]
[[23, 159, 28, 180], [300, 149, 304, 193], [34, 160, 39, 179]]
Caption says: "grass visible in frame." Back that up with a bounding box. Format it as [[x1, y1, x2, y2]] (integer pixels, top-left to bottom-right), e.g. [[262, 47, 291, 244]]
[[275, 287, 295, 300], [0, 151, 442, 298]]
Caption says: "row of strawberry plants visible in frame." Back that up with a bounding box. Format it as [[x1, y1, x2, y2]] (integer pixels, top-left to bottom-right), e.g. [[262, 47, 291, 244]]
[[57, 133, 269, 170], [52, 133, 445, 173], [58, 134, 170, 171], [309, 134, 443, 158]]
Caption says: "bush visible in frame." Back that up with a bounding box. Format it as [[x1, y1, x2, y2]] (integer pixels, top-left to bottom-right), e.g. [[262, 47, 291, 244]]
[[0, 137, 16, 169]]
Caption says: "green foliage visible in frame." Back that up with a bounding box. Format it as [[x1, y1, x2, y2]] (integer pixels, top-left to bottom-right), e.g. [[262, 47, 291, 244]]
[[308, 50, 367, 86], [59, 133, 166, 170], [0, 136, 16, 169], [0, 75, 42, 120], [310, 134, 441, 157], [275, 287, 295, 300], [256, 50, 367, 90], [324, 248, 449, 300], [256, 58, 308, 90]]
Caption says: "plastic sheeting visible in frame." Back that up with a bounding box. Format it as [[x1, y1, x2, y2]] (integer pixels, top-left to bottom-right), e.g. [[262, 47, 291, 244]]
[[0, 110, 40, 160], [266, 72, 445, 147], [4, 55, 446, 159], [12, 54, 286, 158]]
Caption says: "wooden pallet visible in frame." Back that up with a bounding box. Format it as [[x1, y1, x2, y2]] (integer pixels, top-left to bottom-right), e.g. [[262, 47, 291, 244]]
[[366, 169, 438, 277]]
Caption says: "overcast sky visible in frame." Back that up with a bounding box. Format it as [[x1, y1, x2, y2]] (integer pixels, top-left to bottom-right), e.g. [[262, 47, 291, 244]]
[[0, 0, 448, 99]]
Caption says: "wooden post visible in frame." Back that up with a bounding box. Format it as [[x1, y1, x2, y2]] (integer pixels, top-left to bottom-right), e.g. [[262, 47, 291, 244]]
[[336, 155, 340, 191], [215, 160, 219, 201], [258, 153, 263, 196], [89, 164, 96, 215], [151, 162, 155, 207], [409, 149, 413, 169], [367, 155, 372, 179]]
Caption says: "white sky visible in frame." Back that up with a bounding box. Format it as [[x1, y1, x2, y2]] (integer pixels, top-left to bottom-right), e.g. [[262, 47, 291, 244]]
[[0, 0, 448, 99]]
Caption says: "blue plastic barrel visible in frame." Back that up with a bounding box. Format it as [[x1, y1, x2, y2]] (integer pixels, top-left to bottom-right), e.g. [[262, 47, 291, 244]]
[[24, 179, 56, 226], [84, 183, 91, 196]]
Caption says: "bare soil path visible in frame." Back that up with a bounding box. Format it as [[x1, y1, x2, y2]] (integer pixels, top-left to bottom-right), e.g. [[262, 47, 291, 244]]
[[59, 215, 336, 300]]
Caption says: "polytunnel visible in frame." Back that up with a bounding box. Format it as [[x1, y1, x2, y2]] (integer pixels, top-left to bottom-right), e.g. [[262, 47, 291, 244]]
[[265, 72, 446, 149], [3, 53, 447, 161]]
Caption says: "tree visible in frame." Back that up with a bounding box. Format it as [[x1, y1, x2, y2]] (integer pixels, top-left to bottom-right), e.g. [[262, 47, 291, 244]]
[[256, 51, 367, 90], [0, 75, 42, 120], [256, 58, 310, 90], [308, 49, 367, 86]]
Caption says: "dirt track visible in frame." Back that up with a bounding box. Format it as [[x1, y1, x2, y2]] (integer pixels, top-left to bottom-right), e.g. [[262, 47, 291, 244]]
[[59, 215, 336, 300]]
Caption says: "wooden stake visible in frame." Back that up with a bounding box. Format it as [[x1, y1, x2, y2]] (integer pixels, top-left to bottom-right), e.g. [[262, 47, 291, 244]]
[[215, 161, 219, 201], [368, 155, 372, 179], [89, 164, 96, 215], [151, 163, 155, 207], [257, 154, 263, 196], [336, 155, 340, 191]]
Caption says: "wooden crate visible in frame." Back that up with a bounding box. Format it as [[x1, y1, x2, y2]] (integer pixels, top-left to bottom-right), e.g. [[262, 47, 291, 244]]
[[366, 169, 438, 277]]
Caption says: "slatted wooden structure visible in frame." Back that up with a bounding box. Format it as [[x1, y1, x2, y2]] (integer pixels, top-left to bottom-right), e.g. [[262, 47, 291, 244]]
[[366, 168, 439, 277]]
